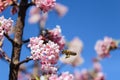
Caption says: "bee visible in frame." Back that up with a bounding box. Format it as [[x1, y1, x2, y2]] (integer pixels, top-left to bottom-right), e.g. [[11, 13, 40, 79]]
[[62, 50, 77, 58]]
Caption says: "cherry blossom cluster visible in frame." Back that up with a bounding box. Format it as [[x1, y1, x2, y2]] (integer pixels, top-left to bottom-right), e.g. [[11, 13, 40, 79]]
[[0, 16, 13, 41], [74, 64, 105, 80], [28, 36, 60, 61], [73, 58, 105, 80], [49, 72, 74, 80], [28, 25, 65, 73], [28, 36, 60, 73], [47, 25, 65, 50], [33, 0, 56, 12], [95, 37, 117, 58], [93, 61, 105, 80], [0, 0, 12, 13]]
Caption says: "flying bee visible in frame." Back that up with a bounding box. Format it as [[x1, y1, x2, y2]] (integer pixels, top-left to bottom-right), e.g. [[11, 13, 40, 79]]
[[62, 50, 77, 58]]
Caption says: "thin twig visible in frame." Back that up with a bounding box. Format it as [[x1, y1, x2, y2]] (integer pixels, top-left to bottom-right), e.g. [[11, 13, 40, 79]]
[[18, 57, 33, 66], [0, 48, 11, 63], [4, 33, 14, 44], [117, 46, 120, 50], [22, 39, 30, 44], [27, 2, 35, 8]]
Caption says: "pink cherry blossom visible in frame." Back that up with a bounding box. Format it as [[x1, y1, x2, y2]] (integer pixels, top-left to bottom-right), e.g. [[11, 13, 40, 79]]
[[28, 36, 60, 73], [94, 72, 105, 80], [40, 61, 57, 74], [29, 7, 41, 23], [0, 0, 12, 13], [49, 72, 74, 80], [48, 25, 65, 50], [33, 0, 56, 12], [29, 6, 48, 28], [80, 69, 89, 80], [49, 74, 59, 80], [93, 61, 102, 72], [29, 13, 41, 23], [28, 36, 60, 63], [0, 2, 5, 12], [54, 3, 68, 17], [74, 70, 82, 80], [29, 6, 40, 15], [95, 37, 117, 58], [0, 16, 13, 41], [58, 72, 74, 80], [74, 68, 105, 80]]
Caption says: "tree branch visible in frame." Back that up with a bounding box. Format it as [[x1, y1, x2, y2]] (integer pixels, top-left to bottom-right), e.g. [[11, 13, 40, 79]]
[[0, 48, 11, 63], [18, 57, 33, 66], [4, 33, 14, 44], [9, 0, 29, 79]]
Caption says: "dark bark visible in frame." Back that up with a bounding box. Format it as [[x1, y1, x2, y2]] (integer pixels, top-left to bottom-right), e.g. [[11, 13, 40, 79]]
[[9, 0, 28, 80]]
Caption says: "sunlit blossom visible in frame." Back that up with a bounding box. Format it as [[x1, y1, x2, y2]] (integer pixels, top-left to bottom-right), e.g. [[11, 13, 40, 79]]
[[95, 37, 117, 58], [60, 37, 84, 66]]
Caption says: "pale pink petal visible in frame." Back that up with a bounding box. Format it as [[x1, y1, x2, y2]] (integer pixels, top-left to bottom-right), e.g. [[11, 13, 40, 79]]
[[54, 3, 68, 17], [29, 14, 41, 23]]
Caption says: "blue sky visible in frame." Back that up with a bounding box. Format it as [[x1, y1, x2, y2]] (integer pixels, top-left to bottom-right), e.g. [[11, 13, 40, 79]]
[[0, 0, 120, 80]]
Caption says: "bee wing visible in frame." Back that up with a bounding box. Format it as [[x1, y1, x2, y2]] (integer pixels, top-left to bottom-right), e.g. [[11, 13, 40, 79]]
[[68, 37, 83, 55], [60, 54, 84, 66], [60, 37, 84, 66]]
